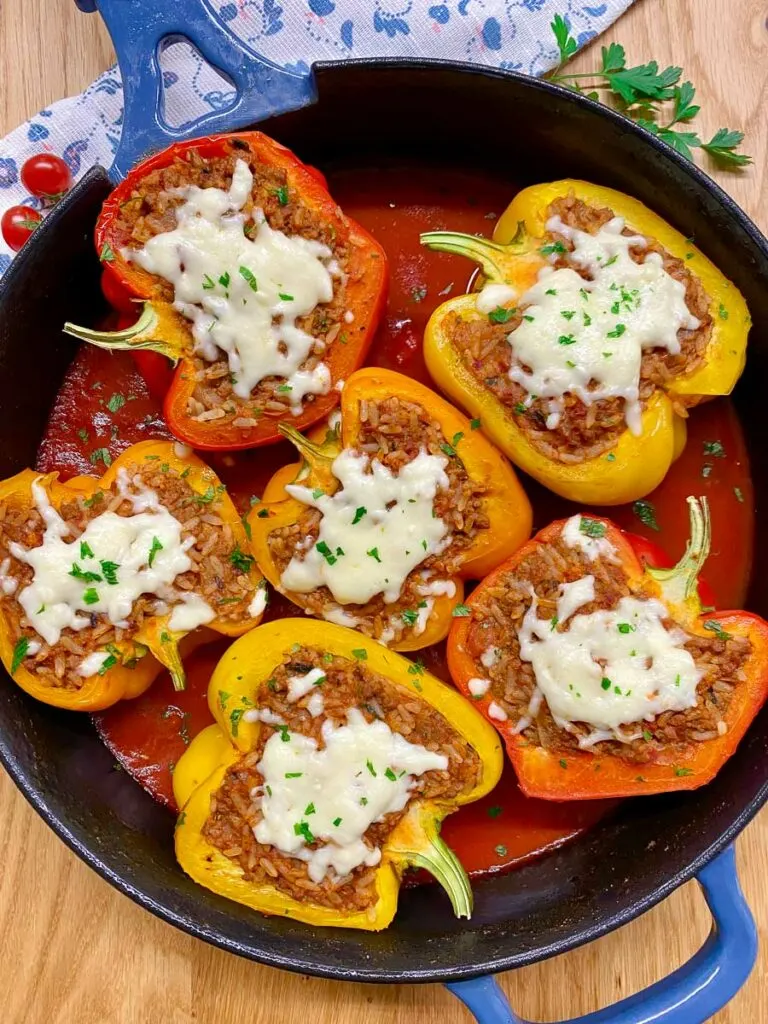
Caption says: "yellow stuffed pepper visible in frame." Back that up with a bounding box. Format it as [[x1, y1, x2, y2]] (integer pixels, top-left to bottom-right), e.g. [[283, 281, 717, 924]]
[[422, 180, 750, 505], [248, 367, 532, 651], [173, 618, 503, 930], [0, 440, 266, 710]]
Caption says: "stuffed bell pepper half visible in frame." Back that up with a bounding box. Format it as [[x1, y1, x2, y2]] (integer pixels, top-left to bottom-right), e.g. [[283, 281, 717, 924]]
[[422, 180, 750, 505], [63, 131, 388, 450], [173, 619, 503, 930], [247, 367, 532, 651], [0, 441, 266, 710], [448, 499, 768, 799]]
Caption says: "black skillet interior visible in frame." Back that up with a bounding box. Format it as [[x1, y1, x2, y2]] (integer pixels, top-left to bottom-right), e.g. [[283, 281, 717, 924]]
[[1, 62, 768, 984]]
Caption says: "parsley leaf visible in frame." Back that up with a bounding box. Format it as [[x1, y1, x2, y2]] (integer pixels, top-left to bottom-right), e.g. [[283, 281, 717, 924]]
[[632, 499, 660, 532], [11, 637, 29, 674]]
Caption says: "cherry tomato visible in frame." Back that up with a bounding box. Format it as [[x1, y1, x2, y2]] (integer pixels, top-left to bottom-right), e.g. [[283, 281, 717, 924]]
[[20, 153, 73, 199], [101, 267, 138, 315], [1, 205, 42, 251]]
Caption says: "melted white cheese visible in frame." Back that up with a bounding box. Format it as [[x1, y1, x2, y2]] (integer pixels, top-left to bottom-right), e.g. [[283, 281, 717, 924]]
[[517, 576, 701, 738], [127, 159, 338, 411], [10, 479, 195, 646], [286, 666, 327, 701], [476, 282, 517, 315], [77, 651, 112, 678], [468, 677, 490, 698], [280, 448, 450, 605], [495, 215, 699, 434], [253, 707, 447, 883], [561, 515, 619, 563], [168, 592, 215, 632], [488, 701, 508, 722], [248, 584, 268, 619]]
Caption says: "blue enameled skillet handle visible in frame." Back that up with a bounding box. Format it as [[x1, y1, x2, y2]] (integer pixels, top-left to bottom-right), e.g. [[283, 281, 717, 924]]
[[73, 4, 758, 1022], [448, 847, 756, 1024], [74, 0, 316, 182]]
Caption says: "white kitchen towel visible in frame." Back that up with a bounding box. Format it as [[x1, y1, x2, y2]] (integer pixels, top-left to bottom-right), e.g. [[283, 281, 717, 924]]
[[0, 0, 633, 274]]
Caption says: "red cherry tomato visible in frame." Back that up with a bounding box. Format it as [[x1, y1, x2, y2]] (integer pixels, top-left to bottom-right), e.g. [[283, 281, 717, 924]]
[[20, 153, 73, 199], [101, 267, 138, 315], [1, 205, 42, 251], [625, 531, 717, 609]]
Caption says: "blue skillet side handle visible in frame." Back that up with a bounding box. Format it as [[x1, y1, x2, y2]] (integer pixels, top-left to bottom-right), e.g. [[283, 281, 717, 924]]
[[74, 0, 316, 182], [447, 846, 757, 1024]]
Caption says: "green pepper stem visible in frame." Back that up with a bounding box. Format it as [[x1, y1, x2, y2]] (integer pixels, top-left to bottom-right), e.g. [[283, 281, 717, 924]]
[[403, 832, 473, 919], [646, 496, 711, 605], [278, 423, 334, 465], [420, 223, 528, 283], [155, 633, 186, 692], [63, 303, 178, 362]]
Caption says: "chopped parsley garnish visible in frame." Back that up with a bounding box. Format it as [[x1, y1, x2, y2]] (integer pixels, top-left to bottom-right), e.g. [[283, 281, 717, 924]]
[[583, 312, 592, 326], [718, 304, 729, 320], [352, 506, 367, 525], [494, 844, 508, 857], [256, 509, 270, 519], [366, 760, 377, 777], [293, 821, 315, 843], [277, 725, 291, 742], [561, 310, 575, 321], [239, 266, 258, 292], [99, 242, 115, 263], [106, 392, 125, 414], [11, 637, 29, 674], [522, 314, 535, 322], [276, 384, 293, 393], [703, 620, 732, 641], [470, 418, 481, 430], [408, 660, 425, 676], [513, 402, 527, 415], [558, 334, 577, 346], [605, 452, 616, 462], [352, 649, 367, 660], [194, 485, 217, 505], [77, 427, 89, 442], [360, 797, 368, 806], [69, 563, 102, 583], [559, 758, 568, 769], [316, 541, 337, 565], [202, 274, 215, 290], [452, 431, 464, 447], [401, 609, 419, 626], [384, 767, 398, 781], [734, 486, 744, 503], [632, 499, 660, 531], [579, 516, 606, 539], [229, 708, 246, 736], [488, 306, 516, 324], [98, 654, 117, 676], [440, 441, 457, 457], [100, 560, 119, 585], [601, 677, 612, 690], [607, 323, 626, 338], [617, 623, 635, 634], [703, 439, 726, 459], [643, 729, 653, 742], [279, 293, 294, 301], [229, 545, 254, 573], [333, 817, 343, 827], [89, 448, 112, 468], [274, 185, 289, 206], [83, 588, 100, 606], [147, 537, 163, 568], [218, 271, 231, 289], [452, 603, 471, 617], [540, 241, 567, 256], [487, 805, 503, 818], [366, 547, 382, 563], [285, 772, 303, 779], [674, 766, 694, 777], [411, 285, 427, 303], [80, 541, 94, 560], [304, 803, 316, 815], [550, 615, 559, 630], [545, 288, 557, 296]]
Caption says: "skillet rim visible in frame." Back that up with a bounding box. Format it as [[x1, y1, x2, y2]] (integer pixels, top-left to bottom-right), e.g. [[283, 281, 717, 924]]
[[1, 56, 767, 984]]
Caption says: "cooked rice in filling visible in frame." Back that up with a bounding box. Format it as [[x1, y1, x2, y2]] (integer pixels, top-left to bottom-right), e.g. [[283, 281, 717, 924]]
[[267, 397, 488, 644], [463, 532, 750, 762], [0, 462, 258, 690], [113, 140, 352, 426], [203, 646, 480, 910], [450, 195, 713, 463]]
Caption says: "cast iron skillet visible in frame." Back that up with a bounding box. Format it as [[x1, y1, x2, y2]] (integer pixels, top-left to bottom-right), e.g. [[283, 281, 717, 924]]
[[1, 2, 767, 1021]]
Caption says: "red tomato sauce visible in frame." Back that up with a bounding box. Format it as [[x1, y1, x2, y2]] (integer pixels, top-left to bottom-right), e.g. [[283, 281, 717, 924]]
[[37, 164, 754, 881]]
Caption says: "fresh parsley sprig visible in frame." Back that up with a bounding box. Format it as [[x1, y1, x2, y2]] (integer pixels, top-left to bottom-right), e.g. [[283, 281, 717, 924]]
[[549, 15, 750, 168]]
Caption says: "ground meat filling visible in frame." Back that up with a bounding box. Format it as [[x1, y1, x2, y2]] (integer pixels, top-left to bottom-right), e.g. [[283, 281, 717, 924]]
[[464, 535, 750, 762], [267, 397, 489, 643], [112, 141, 350, 426], [203, 646, 480, 911], [450, 195, 713, 463], [0, 462, 257, 690]]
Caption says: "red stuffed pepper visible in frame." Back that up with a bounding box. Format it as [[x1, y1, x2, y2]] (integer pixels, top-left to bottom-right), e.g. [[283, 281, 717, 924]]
[[448, 498, 768, 799], [64, 132, 388, 451]]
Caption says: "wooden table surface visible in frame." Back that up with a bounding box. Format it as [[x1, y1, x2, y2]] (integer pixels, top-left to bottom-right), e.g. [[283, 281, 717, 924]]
[[0, 1, 766, 1021]]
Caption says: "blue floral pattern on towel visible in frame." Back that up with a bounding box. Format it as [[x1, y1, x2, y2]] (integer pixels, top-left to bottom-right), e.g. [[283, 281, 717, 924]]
[[0, 0, 632, 272]]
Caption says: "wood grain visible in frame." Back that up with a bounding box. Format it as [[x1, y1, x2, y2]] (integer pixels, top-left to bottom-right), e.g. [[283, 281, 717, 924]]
[[0, 1, 766, 1021]]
